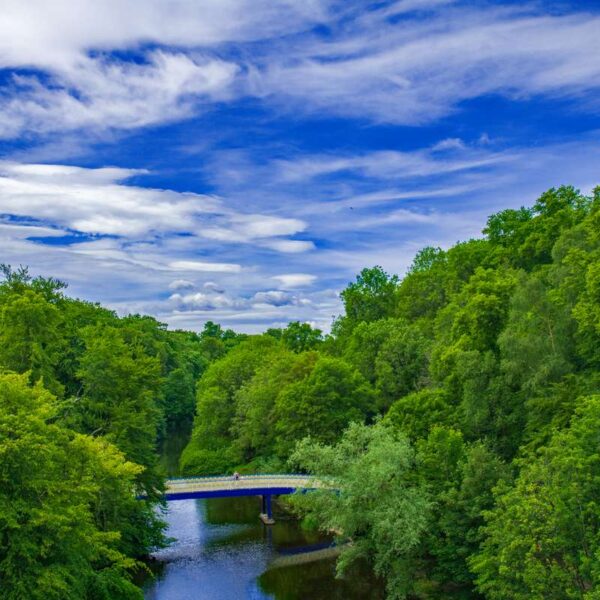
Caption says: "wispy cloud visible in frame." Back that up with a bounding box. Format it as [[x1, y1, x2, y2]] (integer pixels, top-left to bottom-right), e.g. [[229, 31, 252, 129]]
[[0, 52, 238, 138], [1, 2, 599, 138], [273, 274, 317, 288], [251, 5, 600, 123], [0, 0, 332, 70], [0, 162, 310, 249]]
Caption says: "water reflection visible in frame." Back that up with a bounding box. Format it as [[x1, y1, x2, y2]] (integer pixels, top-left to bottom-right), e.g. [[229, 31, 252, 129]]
[[143, 496, 385, 600]]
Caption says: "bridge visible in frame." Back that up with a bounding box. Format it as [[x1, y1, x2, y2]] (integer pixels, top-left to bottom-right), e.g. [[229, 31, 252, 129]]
[[163, 474, 318, 524]]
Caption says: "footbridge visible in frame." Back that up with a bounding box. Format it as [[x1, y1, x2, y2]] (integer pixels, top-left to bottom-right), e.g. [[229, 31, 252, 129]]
[[163, 474, 319, 524]]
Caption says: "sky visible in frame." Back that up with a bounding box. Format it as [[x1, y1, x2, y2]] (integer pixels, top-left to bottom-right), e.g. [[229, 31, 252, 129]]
[[1, 0, 600, 333]]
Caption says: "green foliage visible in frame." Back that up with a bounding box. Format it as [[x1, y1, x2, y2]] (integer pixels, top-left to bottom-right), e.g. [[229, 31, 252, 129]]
[[72, 325, 163, 491], [180, 336, 279, 474], [408, 246, 446, 274], [182, 340, 375, 472], [416, 426, 466, 494], [0, 272, 64, 394], [384, 388, 453, 441], [471, 396, 600, 599], [336, 266, 399, 337], [499, 272, 575, 393], [280, 321, 323, 352], [232, 350, 318, 462], [344, 318, 430, 411], [290, 422, 430, 600], [435, 443, 509, 585], [274, 356, 375, 456], [0, 266, 231, 597], [0, 374, 143, 600]]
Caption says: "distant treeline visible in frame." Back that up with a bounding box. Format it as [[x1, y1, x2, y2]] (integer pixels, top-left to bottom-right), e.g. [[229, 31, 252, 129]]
[[2, 185, 600, 598]]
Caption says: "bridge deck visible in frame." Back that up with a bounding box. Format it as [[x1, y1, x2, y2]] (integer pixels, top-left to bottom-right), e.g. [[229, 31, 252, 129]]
[[164, 474, 316, 501]]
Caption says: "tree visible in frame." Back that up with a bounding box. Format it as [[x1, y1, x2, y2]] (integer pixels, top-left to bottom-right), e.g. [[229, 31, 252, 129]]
[[431, 442, 509, 586], [72, 326, 163, 490], [232, 350, 318, 464], [0, 373, 144, 600], [338, 266, 399, 331], [290, 422, 430, 600], [471, 395, 600, 599], [374, 323, 430, 409], [281, 321, 323, 353], [180, 336, 279, 474], [499, 272, 574, 394], [407, 247, 445, 274], [384, 388, 453, 442], [484, 187, 590, 270], [274, 356, 375, 457], [0, 282, 63, 395], [343, 319, 430, 411]]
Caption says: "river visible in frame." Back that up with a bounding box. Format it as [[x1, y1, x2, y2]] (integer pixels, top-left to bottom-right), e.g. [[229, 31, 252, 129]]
[[143, 495, 385, 600]]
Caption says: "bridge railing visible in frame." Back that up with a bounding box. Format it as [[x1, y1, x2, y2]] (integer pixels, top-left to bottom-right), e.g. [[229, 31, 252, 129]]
[[166, 473, 312, 484]]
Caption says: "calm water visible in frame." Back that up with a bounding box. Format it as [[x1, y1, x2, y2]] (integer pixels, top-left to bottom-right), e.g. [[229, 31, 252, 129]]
[[143, 496, 385, 600]]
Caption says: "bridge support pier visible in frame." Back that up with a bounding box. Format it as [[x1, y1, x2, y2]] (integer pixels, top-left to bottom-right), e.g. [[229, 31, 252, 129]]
[[259, 494, 275, 525]]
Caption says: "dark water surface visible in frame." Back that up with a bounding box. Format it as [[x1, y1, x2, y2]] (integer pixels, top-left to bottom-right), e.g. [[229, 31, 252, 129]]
[[143, 496, 385, 600]]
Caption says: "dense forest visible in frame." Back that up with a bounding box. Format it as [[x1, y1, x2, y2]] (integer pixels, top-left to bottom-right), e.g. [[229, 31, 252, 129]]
[[2, 185, 600, 599]]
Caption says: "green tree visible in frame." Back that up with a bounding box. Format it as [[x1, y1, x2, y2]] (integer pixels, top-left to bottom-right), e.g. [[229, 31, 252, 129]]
[[384, 388, 453, 442], [499, 272, 574, 394], [290, 422, 430, 600], [432, 442, 509, 586], [335, 266, 399, 337], [471, 395, 600, 599], [0, 268, 64, 394], [180, 336, 278, 474], [281, 321, 323, 353], [343, 318, 430, 411], [274, 356, 375, 457], [0, 373, 144, 600], [232, 350, 318, 464]]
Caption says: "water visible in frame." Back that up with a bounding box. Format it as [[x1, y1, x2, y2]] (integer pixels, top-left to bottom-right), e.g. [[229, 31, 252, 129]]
[[143, 496, 385, 600]]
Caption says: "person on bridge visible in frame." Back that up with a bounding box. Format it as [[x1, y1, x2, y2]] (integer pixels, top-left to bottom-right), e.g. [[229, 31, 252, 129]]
[[233, 472, 240, 481]]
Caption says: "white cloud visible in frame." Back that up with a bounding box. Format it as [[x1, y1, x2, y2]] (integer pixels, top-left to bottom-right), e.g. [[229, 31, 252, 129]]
[[0, 162, 311, 253], [0, 162, 218, 236], [272, 144, 512, 182], [432, 138, 466, 152], [168, 279, 195, 290], [232, 214, 306, 237], [0, 0, 334, 138], [203, 281, 225, 293], [252, 290, 296, 306], [251, 7, 600, 124], [168, 260, 241, 273], [273, 273, 317, 288], [0, 51, 238, 138], [0, 3, 599, 137], [169, 290, 246, 311], [0, 0, 332, 70], [200, 213, 311, 251], [261, 239, 315, 253]]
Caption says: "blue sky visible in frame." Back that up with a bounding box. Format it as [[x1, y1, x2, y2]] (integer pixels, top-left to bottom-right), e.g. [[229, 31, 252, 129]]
[[1, 0, 599, 332]]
